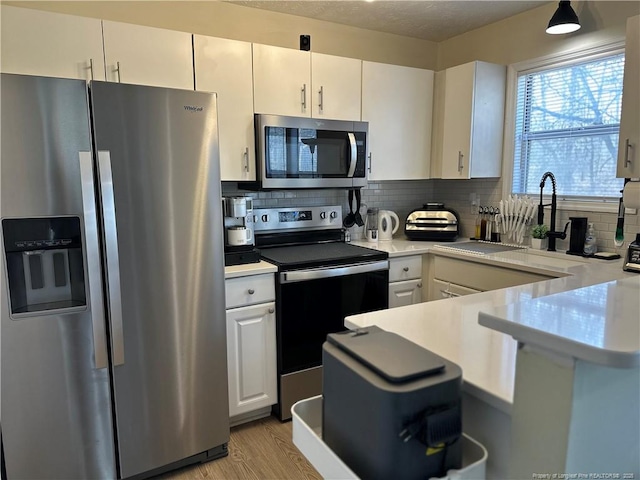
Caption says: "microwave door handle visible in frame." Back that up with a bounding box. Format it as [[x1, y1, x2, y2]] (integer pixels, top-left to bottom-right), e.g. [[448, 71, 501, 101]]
[[79, 152, 109, 369], [97, 151, 125, 367], [347, 132, 357, 177]]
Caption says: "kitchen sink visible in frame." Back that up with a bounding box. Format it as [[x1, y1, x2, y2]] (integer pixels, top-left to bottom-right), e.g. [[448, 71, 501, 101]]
[[433, 241, 526, 255]]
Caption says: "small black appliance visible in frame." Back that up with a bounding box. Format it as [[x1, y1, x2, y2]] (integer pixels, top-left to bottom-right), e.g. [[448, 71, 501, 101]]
[[566, 216, 588, 256]]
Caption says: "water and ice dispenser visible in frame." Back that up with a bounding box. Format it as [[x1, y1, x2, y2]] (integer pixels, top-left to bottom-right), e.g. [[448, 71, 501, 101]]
[[3, 217, 86, 316]]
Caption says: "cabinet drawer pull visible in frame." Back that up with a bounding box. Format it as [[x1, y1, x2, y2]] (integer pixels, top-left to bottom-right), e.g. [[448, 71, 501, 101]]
[[248, 289, 255, 295], [417, 283, 422, 288], [367, 153, 372, 174], [244, 147, 250, 172], [458, 151, 464, 172], [403, 266, 409, 272], [441, 288, 460, 298], [268, 307, 275, 314], [318, 85, 324, 112]]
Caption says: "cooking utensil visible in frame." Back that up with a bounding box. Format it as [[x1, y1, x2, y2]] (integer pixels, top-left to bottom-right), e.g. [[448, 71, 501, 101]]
[[343, 189, 356, 228], [354, 189, 364, 227]]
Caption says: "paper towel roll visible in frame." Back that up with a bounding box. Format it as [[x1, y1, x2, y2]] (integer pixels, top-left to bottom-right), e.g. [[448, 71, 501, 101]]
[[623, 181, 640, 210]]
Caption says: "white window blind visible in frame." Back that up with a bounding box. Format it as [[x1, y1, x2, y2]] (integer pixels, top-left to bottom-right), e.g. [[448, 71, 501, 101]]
[[512, 53, 625, 199]]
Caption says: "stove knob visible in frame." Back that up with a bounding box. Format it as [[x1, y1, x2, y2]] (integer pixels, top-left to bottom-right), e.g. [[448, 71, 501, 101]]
[[320, 211, 327, 220], [330, 211, 338, 219], [261, 214, 269, 222]]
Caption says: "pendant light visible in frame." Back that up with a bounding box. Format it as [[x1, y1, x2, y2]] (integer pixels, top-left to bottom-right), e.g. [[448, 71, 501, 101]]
[[546, 1, 581, 34]]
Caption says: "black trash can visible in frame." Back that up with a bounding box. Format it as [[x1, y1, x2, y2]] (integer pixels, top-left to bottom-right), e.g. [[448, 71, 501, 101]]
[[322, 326, 463, 480]]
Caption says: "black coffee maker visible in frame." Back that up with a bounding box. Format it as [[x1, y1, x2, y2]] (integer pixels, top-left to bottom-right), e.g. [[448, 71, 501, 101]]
[[566, 217, 588, 256]]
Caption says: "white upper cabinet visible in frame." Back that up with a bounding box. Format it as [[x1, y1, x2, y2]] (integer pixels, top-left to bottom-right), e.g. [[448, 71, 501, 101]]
[[253, 44, 362, 120], [194, 35, 255, 181], [617, 15, 640, 178], [432, 61, 506, 179], [362, 61, 434, 180], [0, 5, 105, 81], [102, 21, 193, 90], [253, 44, 311, 117], [311, 53, 362, 120]]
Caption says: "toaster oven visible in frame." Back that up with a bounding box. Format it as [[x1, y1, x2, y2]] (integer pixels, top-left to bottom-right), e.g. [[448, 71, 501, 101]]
[[404, 203, 460, 241]]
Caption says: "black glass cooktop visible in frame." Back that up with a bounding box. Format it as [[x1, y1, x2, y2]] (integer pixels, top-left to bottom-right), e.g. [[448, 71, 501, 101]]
[[260, 242, 388, 270]]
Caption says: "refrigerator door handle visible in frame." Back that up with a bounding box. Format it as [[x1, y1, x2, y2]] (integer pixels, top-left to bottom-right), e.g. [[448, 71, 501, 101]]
[[97, 151, 125, 366], [79, 152, 109, 369]]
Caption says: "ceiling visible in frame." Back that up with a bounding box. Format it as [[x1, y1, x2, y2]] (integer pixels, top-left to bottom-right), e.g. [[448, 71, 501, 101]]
[[225, 1, 550, 42]]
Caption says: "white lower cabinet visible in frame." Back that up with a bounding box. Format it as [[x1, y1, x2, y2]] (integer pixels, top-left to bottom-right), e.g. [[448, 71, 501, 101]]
[[427, 255, 556, 301], [225, 274, 277, 420], [388, 255, 423, 308], [389, 279, 422, 308]]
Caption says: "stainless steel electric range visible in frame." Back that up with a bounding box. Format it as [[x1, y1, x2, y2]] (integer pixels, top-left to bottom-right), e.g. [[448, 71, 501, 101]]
[[254, 205, 389, 421]]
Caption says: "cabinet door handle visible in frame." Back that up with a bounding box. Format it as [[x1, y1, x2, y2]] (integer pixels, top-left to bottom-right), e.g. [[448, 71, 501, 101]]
[[244, 147, 250, 172], [403, 267, 409, 272], [458, 151, 464, 172], [268, 307, 275, 314], [114, 61, 122, 83], [417, 283, 422, 288], [87, 58, 94, 81], [318, 85, 324, 112], [624, 139, 633, 168], [248, 288, 255, 295], [367, 153, 372, 174], [301, 84, 307, 110]]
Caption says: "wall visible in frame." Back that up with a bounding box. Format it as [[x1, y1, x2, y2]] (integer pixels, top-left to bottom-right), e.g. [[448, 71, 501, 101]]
[[6, 1, 438, 69], [222, 180, 435, 238], [436, 1, 640, 69], [431, 178, 640, 255], [433, 1, 640, 253]]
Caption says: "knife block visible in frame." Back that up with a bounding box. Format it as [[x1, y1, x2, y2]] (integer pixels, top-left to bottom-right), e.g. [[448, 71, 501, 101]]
[[567, 217, 588, 255]]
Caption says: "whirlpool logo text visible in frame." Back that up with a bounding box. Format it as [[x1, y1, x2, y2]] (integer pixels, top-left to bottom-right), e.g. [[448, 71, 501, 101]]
[[184, 105, 204, 112]]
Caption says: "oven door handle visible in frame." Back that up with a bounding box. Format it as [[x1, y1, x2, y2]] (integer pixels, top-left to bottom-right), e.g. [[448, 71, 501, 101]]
[[280, 260, 389, 283]]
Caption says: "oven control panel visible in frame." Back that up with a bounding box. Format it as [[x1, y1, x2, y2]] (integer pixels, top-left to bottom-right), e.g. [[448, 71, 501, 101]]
[[253, 206, 343, 232]]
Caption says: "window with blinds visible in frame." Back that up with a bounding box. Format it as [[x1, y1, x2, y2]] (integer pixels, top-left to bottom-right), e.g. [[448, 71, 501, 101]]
[[512, 53, 625, 200]]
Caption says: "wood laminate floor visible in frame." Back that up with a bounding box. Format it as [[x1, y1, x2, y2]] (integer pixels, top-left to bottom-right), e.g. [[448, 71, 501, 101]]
[[157, 416, 321, 480]]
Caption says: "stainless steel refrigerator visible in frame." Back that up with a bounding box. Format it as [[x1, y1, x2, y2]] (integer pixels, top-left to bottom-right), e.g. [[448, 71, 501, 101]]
[[1, 74, 229, 479]]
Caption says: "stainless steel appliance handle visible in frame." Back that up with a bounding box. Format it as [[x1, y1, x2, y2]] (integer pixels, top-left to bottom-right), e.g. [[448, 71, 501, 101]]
[[280, 260, 389, 283], [97, 151, 125, 366], [79, 152, 109, 369], [367, 152, 372, 174], [347, 132, 357, 177]]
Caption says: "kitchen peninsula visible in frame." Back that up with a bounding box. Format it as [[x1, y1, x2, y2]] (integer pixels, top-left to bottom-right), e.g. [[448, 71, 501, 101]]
[[344, 241, 639, 479]]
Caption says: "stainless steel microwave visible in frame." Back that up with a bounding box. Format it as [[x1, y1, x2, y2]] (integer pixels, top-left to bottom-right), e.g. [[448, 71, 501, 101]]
[[253, 114, 368, 189]]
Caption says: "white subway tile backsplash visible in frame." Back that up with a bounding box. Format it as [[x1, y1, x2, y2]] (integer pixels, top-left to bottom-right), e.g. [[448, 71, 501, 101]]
[[223, 177, 638, 253]]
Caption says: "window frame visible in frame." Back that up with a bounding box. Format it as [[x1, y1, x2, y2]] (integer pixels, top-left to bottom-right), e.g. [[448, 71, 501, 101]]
[[502, 40, 627, 213]]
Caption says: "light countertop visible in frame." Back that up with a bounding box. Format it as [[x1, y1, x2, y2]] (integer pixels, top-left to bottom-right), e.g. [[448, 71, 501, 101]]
[[345, 236, 636, 413], [224, 260, 277, 279], [478, 276, 640, 369]]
